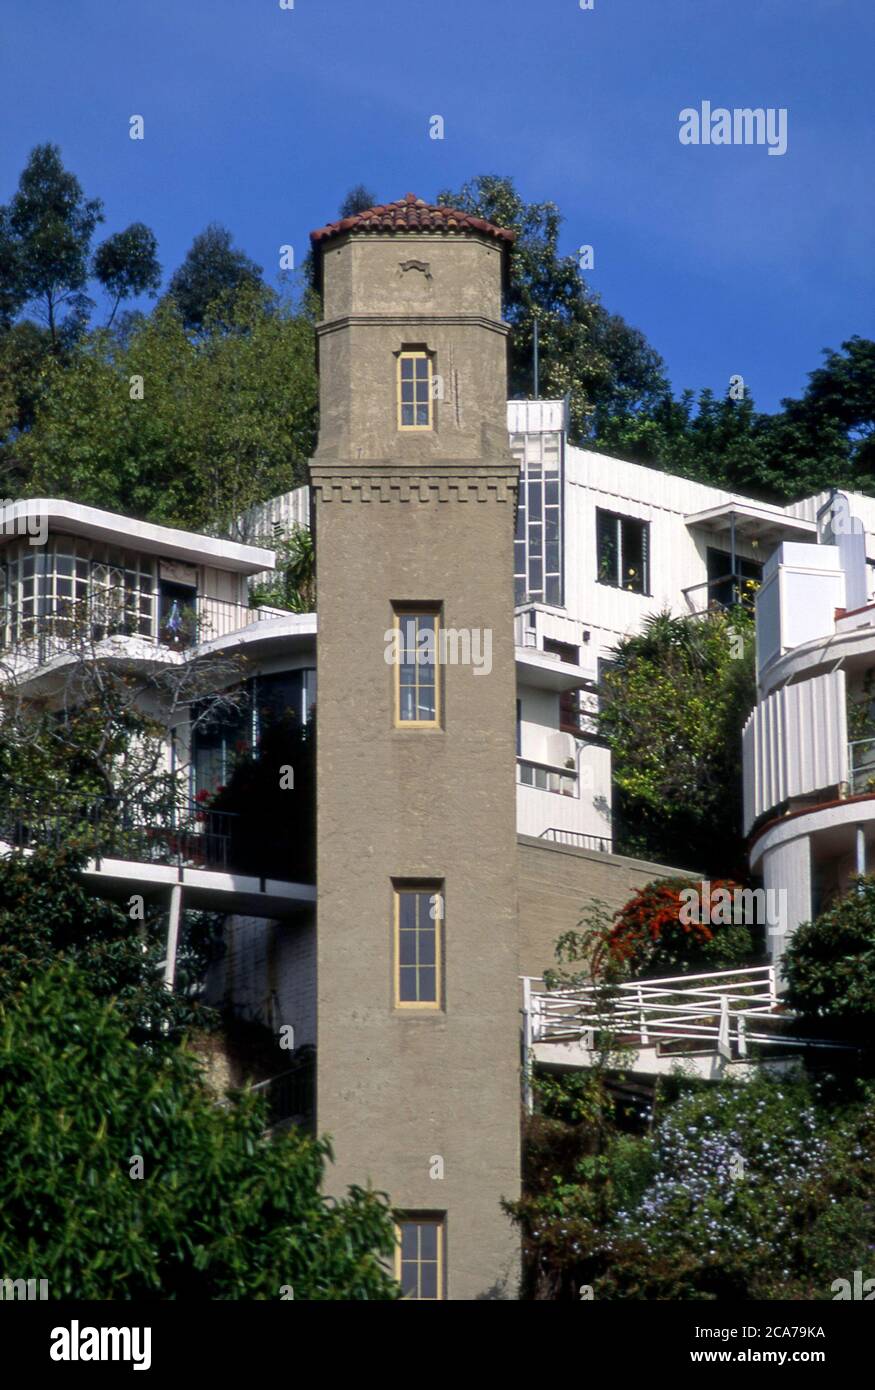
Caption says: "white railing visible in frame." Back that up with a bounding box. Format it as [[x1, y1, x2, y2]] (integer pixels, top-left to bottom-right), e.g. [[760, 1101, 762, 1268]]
[[523, 965, 801, 1062], [848, 737, 875, 796]]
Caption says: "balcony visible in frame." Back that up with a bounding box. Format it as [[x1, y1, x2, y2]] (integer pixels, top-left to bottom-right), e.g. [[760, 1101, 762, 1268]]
[[0, 796, 315, 917], [0, 797, 239, 871], [522, 964, 851, 1092], [0, 596, 292, 678]]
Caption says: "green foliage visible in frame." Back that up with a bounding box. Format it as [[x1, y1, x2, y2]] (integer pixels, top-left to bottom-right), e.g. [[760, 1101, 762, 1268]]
[[0, 143, 104, 345], [511, 1069, 875, 1300], [93, 223, 161, 326], [338, 185, 378, 218], [599, 607, 756, 873], [167, 223, 263, 333], [436, 174, 669, 443], [0, 319, 55, 483], [0, 964, 399, 1299], [0, 847, 210, 1044], [21, 287, 317, 530], [250, 523, 315, 613], [783, 878, 875, 1041], [562, 877, 756, 980], [600, 339, 875, 504]]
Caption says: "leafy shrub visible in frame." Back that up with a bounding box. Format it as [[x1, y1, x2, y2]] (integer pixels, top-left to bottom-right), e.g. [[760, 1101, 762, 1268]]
[[783, 877, 875, 1041], [590, 878, 755, 978], [510, 1070, 875, 1301]]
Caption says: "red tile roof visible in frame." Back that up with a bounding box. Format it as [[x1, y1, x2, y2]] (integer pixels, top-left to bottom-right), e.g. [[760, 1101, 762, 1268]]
[[310, 192, 515, 247]]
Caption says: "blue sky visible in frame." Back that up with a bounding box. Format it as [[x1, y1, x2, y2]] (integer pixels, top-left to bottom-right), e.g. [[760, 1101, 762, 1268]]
[[1, 0, 872, 412]]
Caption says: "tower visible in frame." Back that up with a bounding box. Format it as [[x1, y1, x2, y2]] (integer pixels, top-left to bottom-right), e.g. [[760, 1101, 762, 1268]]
[[308, 194, 521, 1299]]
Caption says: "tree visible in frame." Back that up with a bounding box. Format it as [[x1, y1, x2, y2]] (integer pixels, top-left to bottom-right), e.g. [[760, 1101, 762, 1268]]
[[598, 607, 756, 872], [167, 224, 263, 332], [20, 286, 317, 529], [0, 847, 207, 1045], [509, 1043, 875, 1301], [0, 319, 55, 488], [436, 174, 670, 442], [0, 144, 104, 347], [0, 595, 247, 822], [0, 963, 399, 1299], [93, 222, 161, 327], [598, 339, 875, 505], [338, 184, 378, 218], [561, 877, 755, 980], [783, 877, 875, 1042]]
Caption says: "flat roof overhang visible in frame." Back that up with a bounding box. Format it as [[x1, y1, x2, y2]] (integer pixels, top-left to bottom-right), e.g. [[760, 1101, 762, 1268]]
[[82, 858, 316, 918], [685, 500, 817, 545], [0, 499, 276, 575], [515, 647, 593, 692]]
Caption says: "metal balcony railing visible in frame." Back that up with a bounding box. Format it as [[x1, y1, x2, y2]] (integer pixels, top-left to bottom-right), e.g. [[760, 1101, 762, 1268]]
[[848, 737, 875, 796], [682, 572, 759, 616], [524, 965, 784, 1058], [250, 1052, 315, 1129], [0, 798, 239, 872], [0, 597, 291, 665], [539, 828, 611, 853]]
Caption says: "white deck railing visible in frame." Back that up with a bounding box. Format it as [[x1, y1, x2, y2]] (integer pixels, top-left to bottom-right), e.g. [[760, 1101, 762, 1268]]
[[521, 965, 803, 1062]]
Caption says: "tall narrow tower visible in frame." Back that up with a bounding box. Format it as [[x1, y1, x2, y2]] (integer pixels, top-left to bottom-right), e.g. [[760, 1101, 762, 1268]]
[[309, 194, 520, 1299]]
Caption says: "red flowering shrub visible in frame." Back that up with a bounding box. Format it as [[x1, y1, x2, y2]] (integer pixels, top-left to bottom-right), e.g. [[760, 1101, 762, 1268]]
[[592, 877, 755, 978]]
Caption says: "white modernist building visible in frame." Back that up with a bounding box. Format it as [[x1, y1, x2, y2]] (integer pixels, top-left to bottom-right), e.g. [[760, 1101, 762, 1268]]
[[244, 401, 875, 873], [743, 490, 875, 967], [5, 421, 872, 988]]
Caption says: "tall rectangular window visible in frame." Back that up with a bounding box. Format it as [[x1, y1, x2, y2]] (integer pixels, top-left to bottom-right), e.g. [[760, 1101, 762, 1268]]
[[396, 1218, 444, 1300], [511, 429, 563, 607], [393, 609, 440, 727], [397, 350, 432, 430], [596, 509, 649, 594], [394, 885, 442, 1008]]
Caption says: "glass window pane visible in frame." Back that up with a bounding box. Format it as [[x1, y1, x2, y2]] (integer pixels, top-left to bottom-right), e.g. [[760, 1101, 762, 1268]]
[[418, 967, 436, 1002], [419, 1223, 438, 1260], [597, 510, 618, 586]]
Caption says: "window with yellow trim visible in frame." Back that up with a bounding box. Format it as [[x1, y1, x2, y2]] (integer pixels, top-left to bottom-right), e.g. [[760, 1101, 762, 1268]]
[[397, 350, 433, 430], [394, 884, 442, 1008], [393, 609, 440, 726], [395, 1217, 444, 1300]]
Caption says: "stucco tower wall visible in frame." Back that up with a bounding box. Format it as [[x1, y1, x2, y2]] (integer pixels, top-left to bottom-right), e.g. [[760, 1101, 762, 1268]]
[[310, 219, 521, 1299]]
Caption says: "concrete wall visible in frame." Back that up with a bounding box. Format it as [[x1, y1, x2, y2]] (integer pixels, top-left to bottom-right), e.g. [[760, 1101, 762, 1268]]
[[517, 835, 692, 979], [315, 233, 509, 464], [311, 225, 521, 1300]]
